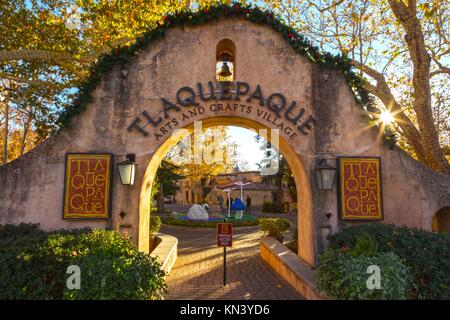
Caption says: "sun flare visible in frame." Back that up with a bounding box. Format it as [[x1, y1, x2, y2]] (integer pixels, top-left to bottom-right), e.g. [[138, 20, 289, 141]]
[[379, 111, 395, 125]]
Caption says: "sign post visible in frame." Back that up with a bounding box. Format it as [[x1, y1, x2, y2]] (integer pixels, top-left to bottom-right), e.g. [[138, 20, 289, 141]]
[[217, 221, 232, 286], [223, 246, 226, 286]]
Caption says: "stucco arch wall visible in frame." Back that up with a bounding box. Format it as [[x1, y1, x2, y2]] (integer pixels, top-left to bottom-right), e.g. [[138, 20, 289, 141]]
[[0, 16, 449, 267], [310, 70, 450, 233]]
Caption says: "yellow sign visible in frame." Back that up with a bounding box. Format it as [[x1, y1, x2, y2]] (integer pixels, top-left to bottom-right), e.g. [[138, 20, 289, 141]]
[[63, 154, 112, 219], [338, 157, 383, 220]]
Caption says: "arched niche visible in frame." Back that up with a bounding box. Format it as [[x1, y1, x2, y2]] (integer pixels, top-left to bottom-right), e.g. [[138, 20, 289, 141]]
[[432, 206, 450, 234], [216, 38, 236, 82]]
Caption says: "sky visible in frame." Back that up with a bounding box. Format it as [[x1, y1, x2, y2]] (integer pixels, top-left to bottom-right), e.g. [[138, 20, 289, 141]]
[[227, 126, 267, 171]]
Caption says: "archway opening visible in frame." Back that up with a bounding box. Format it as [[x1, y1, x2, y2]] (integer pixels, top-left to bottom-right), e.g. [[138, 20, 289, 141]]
[[432, 206, 450, 234], [138, 116, 314, 266]]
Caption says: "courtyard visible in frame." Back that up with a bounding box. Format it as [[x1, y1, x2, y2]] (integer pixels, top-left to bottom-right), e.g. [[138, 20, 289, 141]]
[[162, 225, 303, 300]]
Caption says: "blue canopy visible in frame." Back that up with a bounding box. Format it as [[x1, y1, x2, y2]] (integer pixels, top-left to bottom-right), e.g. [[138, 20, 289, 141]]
[[231, 198, 246, 210]]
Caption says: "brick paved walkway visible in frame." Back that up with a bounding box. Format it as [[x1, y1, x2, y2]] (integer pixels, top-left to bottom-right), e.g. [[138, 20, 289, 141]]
[[161, 225, 304, 300]]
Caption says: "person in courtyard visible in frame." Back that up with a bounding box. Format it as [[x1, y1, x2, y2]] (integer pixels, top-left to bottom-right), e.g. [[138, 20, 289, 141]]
[[218, 194, 225, 214], [246, 195, 252, 214]]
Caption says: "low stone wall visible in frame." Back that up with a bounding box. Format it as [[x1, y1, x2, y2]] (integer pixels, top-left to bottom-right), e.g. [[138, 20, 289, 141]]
[[260, 236, 327, 300], [150, 233, 178, 275]]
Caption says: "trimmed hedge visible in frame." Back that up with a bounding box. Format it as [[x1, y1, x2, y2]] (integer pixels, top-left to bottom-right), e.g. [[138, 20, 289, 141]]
[[286, 227, 298, 253], [259, 218, 291, 242], [150, 215, 162, 233], [0, 224, 166, 300], [317, 249, 412, 299], [160, 216, 259, 228], [326, 223, 450, 299]]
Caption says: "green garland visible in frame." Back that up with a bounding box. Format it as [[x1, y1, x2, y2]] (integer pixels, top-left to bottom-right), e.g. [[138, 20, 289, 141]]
[[56, 2, 396, 147]]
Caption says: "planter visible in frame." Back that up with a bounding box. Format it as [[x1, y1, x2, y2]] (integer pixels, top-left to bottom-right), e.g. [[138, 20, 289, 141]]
[[260, 236, 327, 300], [149, 234, 162, 253], [150, 233, 178, 275]]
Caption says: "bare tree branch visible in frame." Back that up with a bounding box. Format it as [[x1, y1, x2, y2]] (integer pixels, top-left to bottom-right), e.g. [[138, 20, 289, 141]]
[[307, 0, 346, 13], [351, 59, 428, 161], [0, 50, 93, 63], [0, 36, 134, 64], [0, 73, 71, 89]]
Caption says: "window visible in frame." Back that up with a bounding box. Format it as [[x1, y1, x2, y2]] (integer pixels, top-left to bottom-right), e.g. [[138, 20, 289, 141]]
[[216, 39, 236, 82]]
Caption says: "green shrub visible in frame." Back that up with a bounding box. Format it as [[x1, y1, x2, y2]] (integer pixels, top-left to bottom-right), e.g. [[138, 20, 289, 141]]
[[328, 223, 450, 299], [150, 216, 162, 233], [160, 216, 259, 228], [0, 224, 56, 299], [0, 224, 166, 300], [259, 218, 291, 242], [286, 227, 298, 253], [350, 234, 379, 257], [317, 249, 412, 300], [63, 233, 165, 300], [262, 202, 283, 213]]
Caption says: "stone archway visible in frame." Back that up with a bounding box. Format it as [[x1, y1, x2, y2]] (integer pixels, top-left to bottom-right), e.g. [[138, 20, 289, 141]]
[[138, 116, 314, 265], [1, 11, 449, 273]]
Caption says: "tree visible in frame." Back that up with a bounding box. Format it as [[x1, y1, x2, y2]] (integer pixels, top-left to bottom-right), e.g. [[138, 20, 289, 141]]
[[260, 0, 450, 174], [0, 0, 189, 164], [256, 135, 296, 210], [166, 126, 238, 202], [2, 0, 449, 175], [152, 160, 184, 214]]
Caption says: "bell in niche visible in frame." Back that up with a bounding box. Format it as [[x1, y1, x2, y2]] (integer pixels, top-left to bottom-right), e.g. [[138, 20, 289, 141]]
[[218, 52, 233, 79], [219, 60, 232, 78]]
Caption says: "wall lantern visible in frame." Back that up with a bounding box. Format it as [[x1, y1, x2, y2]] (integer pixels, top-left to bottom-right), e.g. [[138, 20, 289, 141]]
[[315, 158, 336, 190], [117, 153, 136, 185]]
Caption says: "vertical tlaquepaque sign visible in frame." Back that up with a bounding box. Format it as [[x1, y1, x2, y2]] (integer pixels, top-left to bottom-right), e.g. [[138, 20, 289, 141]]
[[63, 153, 113, 219], [338, 157, 383, 220]]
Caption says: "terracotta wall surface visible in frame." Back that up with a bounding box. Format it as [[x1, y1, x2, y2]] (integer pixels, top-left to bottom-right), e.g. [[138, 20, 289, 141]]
[[0, 17, 449, 265]]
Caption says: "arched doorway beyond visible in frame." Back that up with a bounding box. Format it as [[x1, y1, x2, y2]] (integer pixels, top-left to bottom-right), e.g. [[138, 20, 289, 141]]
[[432, 206, 450, 234]]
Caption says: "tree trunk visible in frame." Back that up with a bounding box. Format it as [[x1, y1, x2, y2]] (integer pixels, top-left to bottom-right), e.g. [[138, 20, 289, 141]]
[[276, 178, 283, 212], [2, 102, 8, 164], [20, 117, 31, 156], [157, 182, 164, 214], [388, 0, 450, 175]]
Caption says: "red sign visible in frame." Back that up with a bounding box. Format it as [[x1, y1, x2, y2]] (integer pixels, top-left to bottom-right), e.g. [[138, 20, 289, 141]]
[[217, 223, 233, 247], [338, 157, 383, 220], [63, 154, 112, 219]]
